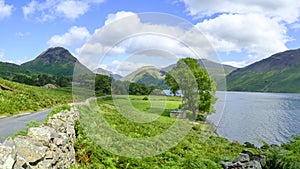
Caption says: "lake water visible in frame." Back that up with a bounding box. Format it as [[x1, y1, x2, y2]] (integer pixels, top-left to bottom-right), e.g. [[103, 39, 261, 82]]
[[207, 91, 300, 146]]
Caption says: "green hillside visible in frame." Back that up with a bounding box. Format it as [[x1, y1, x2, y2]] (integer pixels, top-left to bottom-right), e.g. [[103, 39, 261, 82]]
[[0, 62, 33, 80], [122, 66, 168, 88], [21, 47, 91, 76], [122, 59, 235, 90], [227, 48, 300, 93], [0, 78, 71, 115]]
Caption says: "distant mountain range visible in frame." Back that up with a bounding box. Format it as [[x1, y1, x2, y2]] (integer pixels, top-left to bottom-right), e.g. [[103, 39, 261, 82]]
[[1, 46, 300, 93], [227, 48, 300, 93], [94, 68, 122, 80], [123, 59, 236, 90]]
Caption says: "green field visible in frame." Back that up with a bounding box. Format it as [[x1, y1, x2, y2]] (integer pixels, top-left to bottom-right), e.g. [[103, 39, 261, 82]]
[[72, 96, 259, 169], [0, 78, 72, 115]]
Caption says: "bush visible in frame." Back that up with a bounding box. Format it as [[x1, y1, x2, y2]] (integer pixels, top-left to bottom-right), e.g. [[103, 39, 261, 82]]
[[196, 113, 206, 121]]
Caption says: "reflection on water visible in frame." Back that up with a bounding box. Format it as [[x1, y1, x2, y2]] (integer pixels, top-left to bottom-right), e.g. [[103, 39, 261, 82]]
[[208, 91, 300, 146]]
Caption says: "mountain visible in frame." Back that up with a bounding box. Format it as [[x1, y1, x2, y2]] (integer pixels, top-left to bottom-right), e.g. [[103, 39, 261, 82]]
[[162, 59, 236, 75], [162, 59, 236, 90], [0, 62, 33, 80], [123, 60, 236, 90], [21, 47, 91, 76], [227, 48, 300, 93], [94, 68, 123, 80], [122, 66, 167, 88]]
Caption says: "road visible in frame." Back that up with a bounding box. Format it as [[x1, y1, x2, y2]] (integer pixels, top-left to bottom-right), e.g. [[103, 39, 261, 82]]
[[0, 109, 52, 143]]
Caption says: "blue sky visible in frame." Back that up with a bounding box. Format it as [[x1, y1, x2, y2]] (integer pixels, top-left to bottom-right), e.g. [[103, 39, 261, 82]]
[[1, 0, 300, 75]]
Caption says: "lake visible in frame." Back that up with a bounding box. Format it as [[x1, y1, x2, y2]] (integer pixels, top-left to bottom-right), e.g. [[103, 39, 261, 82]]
[[207, 91, 300, 146]]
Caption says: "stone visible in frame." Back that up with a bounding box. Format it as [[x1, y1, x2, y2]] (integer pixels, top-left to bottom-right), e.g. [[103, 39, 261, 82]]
[[14, 136, 48, 163], [233, 153, 250, 163], [43, 84, 58, 89], [53, 135, 67, 146], [47, 119, 65, 133], [14, 156, 31, 169], [0, 144, 16, 169], [36, 159, 53, 169], [3, 137, 16, 148], [247, 160, 262, 169], [241, 150, 266, 167], [0, 107, 79, 169], [28, 126, 58, 145], [45, 151, 53, 159], [222, 150, 264, 169]]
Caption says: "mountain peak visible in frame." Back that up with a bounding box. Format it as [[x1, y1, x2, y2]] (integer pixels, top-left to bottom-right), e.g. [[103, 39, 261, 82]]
[[21, 47, 90, 76], [36, 47, 77, 64]]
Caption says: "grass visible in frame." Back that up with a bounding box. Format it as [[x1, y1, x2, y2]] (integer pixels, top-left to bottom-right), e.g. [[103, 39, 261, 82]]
[[0, 78, 72, 115], [72, 96, 260, 168]]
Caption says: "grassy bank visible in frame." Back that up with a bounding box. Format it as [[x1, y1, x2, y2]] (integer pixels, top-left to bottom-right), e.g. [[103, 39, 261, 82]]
[[72, 96, 260, 168], [0, 78, 72, 115]]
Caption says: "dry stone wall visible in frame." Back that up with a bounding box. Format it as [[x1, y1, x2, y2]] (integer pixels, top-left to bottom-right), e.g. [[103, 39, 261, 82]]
[[0, 107, 79, 169]]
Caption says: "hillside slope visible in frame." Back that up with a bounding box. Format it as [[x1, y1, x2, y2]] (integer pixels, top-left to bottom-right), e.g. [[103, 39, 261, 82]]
[[21, 47, 91, 76], [227, 48, 300, 93], [0, 62, 33, 80], [122, 66, 168, 88], [0, 78, 71, 115]]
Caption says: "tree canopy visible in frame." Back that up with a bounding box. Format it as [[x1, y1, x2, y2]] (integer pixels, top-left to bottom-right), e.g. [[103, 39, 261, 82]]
[[165, 58, 216, 120]]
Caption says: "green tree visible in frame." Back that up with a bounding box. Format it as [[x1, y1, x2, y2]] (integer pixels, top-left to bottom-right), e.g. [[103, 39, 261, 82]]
[[165, 58, 216, 120], [95, 74, 112, 95]]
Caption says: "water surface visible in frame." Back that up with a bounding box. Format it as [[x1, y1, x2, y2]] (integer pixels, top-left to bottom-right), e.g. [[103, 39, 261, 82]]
[[208, 91, 300, 146]]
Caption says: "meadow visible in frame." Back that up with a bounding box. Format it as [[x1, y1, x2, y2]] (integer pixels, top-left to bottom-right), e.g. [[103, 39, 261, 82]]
[[0, 78, 72, 115], [72, 96, 258, 169]]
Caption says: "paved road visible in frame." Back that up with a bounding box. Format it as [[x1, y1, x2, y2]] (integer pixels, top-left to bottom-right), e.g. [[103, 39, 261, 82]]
[[0, 109, 52, 143]]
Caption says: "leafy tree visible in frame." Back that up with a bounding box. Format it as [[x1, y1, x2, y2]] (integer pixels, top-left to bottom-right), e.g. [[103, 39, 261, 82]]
[[165, 58, 216, 120], [129, 83, 150, 95], [95, 74, 112, 95]]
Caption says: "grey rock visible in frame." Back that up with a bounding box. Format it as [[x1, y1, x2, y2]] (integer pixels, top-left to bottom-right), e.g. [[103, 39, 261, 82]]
[[233, 153, 250, 163], [14, 156, 32, 169], [0, 144, 16, 169], [14, 136, 48, 163], [28, 126, 57, 146], [0, 107, 78, 169], [35, 159, 52, 169], [247, 160, 262, 169], [53, 133, 68, 146], [222, 151, 264, 169]]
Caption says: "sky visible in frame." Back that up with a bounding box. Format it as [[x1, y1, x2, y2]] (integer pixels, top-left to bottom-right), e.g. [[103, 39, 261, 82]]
[[1, 0, 300, 76]]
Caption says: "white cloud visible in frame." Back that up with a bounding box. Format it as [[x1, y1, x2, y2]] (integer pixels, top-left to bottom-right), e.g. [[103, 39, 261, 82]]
[[0, 0, 13, 19], [180, 0, 300, 23], [179, 0, 299, 67], [196, 13, 289, 58], [47, 26, 91, 47], [23, 0, 104, 21], [77, 11, 215, 73], [56, 1, 89, 19]]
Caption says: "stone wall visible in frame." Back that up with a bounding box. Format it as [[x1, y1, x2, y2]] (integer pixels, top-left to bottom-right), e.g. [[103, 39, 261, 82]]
[[222, 150, 266, 169], [0, 107, 79, 169]]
